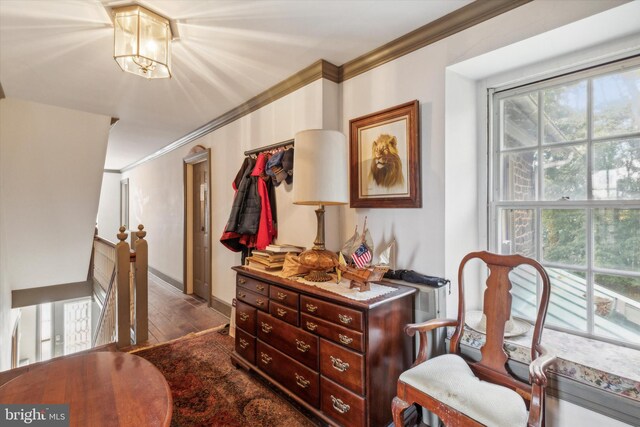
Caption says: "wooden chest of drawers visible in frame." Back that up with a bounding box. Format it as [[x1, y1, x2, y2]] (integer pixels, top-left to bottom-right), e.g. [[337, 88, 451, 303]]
[[230, 266, 415, 427]]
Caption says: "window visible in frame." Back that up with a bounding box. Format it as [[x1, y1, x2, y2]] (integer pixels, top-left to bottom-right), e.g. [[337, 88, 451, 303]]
[[38, 302, 53, 362], [490, 58, 640, 347], [64, 299, 92, 355]]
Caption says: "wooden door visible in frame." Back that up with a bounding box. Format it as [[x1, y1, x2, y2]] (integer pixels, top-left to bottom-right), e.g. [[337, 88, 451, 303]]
[[192, 161, 210, 301]]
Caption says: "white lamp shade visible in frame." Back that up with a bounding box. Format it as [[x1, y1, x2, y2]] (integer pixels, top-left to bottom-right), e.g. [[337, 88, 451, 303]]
[[293, 129, 348, 205]]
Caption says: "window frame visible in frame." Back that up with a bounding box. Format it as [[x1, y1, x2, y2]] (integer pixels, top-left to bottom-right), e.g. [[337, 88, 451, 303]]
[[488, 56, 640, 349]]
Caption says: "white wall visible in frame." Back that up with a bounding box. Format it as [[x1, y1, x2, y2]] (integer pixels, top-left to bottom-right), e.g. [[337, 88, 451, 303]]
[[0, 98, 111, 290], [97, 172, 122, 242], [17, 306, 36, 365], [123, 78, 340, 305], [546, 397, 633, 427], [339, 0, 627, 316]]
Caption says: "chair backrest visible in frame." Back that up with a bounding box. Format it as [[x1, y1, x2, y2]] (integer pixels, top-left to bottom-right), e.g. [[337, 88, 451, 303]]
[[449, 251, 551, 399]]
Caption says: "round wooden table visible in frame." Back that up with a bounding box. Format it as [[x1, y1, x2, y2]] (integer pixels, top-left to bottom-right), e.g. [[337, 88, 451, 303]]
[[0, 352, 172, 427]]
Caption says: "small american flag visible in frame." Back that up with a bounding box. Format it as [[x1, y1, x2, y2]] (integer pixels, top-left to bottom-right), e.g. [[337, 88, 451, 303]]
[[352, 243, 372, 268]]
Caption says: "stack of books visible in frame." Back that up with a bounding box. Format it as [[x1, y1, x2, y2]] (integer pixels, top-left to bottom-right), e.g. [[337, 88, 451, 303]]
[[246, 250, 288, 272], [245, 244, 304, 272], [265, 243, 304, 253]]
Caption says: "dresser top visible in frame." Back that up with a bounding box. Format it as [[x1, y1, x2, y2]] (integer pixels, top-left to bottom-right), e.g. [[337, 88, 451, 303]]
[[233, 266, 416, 310]]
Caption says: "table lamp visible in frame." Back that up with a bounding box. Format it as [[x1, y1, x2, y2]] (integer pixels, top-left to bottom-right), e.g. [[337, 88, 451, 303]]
[[293, 129, 348, 281]]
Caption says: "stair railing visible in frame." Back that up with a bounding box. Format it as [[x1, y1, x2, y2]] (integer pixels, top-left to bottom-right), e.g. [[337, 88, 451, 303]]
[[93, 225, 148, 349]]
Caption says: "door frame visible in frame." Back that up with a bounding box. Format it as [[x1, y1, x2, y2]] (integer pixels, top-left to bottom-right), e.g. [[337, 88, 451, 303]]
[[183, 146, 212, 304]]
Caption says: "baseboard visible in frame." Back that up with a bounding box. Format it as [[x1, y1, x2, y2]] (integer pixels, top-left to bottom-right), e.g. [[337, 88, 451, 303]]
[[149, 266, 183, 292], [210, 296, 232, 318]]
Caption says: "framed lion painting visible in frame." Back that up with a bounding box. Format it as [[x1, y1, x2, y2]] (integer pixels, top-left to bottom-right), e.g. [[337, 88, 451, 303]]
[[349, 100, 421, 208]]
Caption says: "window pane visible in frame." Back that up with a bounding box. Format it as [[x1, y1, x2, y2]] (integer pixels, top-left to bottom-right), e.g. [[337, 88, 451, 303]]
[[542, 209, 586, 266], [502, 93, 538, 149], [593, 68, 640, 138], [40, 341, 52, 362], [546, 268, 587, 332], [594, 274, 640, 345], [542, 144, 587, 200], [594, 208, 640, 272], [500, 151, 537, 201], [509, 265, 538, 321], [593, 138, 640, 200], [543, 81, 587, 144], [499, 209, 537, 257]]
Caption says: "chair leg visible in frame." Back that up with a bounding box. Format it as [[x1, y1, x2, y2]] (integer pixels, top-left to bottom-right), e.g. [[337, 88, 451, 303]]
[[392, 396, 411, 427]]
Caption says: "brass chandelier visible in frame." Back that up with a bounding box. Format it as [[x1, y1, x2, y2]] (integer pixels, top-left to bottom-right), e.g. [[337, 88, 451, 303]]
[[113, 5, 172, 79]]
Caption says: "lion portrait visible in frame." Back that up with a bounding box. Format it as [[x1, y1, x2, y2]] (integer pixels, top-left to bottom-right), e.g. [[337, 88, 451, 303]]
[[369, 134, 404, 188]]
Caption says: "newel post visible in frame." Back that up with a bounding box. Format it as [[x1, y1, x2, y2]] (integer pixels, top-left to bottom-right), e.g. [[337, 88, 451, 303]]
[[115, 226, 131, 348], [134, 224, 148, 344]]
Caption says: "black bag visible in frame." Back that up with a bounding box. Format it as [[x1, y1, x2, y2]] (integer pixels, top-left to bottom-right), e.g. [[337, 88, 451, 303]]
[[383, 269, 449, 288]]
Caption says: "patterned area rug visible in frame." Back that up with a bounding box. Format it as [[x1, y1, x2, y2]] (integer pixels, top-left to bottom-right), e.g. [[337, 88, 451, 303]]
[[133, 326, 317, 427]]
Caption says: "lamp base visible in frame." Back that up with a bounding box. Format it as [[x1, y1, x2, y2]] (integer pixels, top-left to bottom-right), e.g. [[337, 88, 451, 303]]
[[298, 248, 337, 282]]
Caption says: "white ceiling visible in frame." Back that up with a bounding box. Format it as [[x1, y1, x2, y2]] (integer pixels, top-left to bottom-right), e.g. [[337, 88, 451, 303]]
[[0, 0, 472, 170]]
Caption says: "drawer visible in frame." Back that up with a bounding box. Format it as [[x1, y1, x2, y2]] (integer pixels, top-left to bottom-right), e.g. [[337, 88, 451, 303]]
[[300, 295, 364, 332], [301, 313, 364, 353], [256, 341, 320, 408], [256, 311, 318, 370], [320, 338, 365, 395], [236, 288, 269, 312], [236, 300, 257, 335], [235, 328, 256, 365], [321, 377, 365, 427], [269, 300, 299, 326], [237, 274, 269, 296], [269, 285, 299, 310]]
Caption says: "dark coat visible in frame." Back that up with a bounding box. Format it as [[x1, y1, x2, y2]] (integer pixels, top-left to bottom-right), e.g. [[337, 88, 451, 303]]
[[224, 157, 261, 235]]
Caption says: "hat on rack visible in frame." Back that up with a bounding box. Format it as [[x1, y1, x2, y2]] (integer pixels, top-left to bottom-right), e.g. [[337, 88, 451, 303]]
[[265, 151, 284, 178], [464, 310, 530, 337], [281, 148, 294, 184], [271, 165, 288, 186]]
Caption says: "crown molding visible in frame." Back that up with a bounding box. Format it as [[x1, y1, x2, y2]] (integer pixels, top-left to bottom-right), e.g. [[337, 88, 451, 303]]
[[341, 0, 532, 81], [119, 0, 530, 173], [120, 59, 338, 173]]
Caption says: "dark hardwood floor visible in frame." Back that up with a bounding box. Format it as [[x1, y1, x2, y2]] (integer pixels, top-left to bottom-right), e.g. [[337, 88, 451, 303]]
[[146, 274, 229, 345]]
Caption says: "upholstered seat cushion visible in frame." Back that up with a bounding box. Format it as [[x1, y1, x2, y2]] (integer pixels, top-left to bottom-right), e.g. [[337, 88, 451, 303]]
[[399, 354, 528, 427]]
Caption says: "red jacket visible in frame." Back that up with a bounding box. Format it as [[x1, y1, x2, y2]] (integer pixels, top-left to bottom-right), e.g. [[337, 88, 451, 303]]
[[251, 153, 276, 249]]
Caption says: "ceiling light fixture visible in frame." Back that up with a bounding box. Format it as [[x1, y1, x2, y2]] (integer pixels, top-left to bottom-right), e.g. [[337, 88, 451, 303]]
[[113, 5, 172, 79]]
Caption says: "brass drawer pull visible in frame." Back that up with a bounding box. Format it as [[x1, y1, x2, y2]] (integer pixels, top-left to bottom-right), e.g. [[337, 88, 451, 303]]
[[238, 312, 249, 322], [238, 338, 249, 349], [261, 322, 273, 333], [338, 314, 353, 325], [256, 284, 265, 292], [238, 292, 246, 298], [260, 352, 272, 365], [305, 321, 318, 331], [277, 292, 287, 300], [276, 308, 287, 317], [295, 373, 310, 389], [331, 395, 350, 414], [256, 299, 265, 307], [330, 356, 350, 372], [238, 278, 247, 285], [295, 339, 311, 353], [306, 303, 318, 313], [338, 334, 353, 345]]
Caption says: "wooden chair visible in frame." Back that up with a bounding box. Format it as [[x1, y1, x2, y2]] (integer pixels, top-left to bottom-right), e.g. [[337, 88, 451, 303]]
[[392, 251, 556, 427]]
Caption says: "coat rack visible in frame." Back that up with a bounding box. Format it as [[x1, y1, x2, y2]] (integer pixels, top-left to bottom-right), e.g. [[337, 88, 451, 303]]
[[244, 138, 294, 157]]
